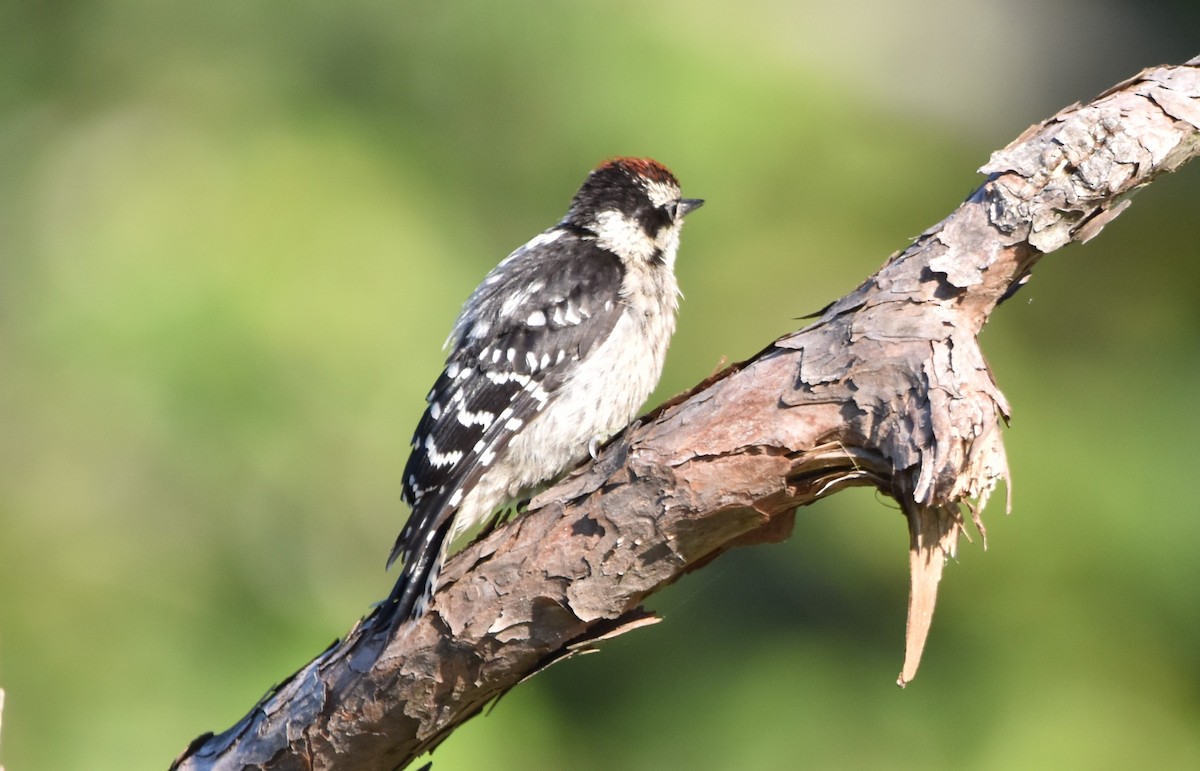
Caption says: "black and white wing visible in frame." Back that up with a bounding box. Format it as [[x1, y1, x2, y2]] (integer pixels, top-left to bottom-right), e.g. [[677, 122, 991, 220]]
[[379, 227, 625, 627]]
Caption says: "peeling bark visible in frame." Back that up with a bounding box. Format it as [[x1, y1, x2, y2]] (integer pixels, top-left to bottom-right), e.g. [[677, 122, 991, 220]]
[[172, 57, 1200, 770]]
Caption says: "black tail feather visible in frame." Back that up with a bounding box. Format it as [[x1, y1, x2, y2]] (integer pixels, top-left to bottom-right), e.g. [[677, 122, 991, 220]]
[[372, 515, 455, 642]]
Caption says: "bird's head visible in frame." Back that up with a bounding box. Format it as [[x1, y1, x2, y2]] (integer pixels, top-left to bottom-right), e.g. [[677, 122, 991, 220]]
[[565, 157, 703, 267]]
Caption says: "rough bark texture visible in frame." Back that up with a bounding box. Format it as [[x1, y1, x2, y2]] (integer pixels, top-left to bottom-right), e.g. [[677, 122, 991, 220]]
[[172, 58, 1200, 771]]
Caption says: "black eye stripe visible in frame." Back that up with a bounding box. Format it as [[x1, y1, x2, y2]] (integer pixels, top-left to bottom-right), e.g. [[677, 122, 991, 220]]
[[642, 202, 676, 233]]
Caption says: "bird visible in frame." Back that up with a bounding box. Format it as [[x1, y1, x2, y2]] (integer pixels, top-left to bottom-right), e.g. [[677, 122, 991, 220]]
[[375, 157, 702, 639]]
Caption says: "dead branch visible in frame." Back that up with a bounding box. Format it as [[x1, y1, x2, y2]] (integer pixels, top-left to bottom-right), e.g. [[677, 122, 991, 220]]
[[172, 57, 1200, 771]]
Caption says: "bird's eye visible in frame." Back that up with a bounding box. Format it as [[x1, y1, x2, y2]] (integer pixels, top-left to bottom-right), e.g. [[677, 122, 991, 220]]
[[661, 201, 679, 220]]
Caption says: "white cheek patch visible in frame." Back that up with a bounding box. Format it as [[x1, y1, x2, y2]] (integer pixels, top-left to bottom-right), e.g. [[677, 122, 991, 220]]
[[593, 209, 658, 262]]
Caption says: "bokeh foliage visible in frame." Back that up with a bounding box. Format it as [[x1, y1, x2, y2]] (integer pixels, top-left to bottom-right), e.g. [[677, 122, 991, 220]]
[[1, 2, 1198, 769]]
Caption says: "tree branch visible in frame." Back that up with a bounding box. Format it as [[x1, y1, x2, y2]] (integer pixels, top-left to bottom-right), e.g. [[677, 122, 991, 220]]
[[172, 57, 1200, 771]]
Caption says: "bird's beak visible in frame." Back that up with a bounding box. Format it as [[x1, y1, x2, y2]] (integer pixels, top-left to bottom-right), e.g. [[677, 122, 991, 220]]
[[678, 198, 704, 217]]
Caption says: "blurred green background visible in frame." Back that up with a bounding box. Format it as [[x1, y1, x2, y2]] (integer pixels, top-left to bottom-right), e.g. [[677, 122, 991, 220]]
[[2, 1, 1199, 769]]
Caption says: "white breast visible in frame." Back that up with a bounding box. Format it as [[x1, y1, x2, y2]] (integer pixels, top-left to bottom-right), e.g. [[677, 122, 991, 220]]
[[450, 265, 679, 541]]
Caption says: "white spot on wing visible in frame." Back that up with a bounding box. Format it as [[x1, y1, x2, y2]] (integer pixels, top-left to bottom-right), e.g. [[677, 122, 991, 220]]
[[527, 383, 549, 406], [456, 408, 495, 427], [500, 289, 530, 317], [485, 371, 531, 386], [527, 310, 546, 327], [424, 436, 464, 468], [522, 229, 564, 251]]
